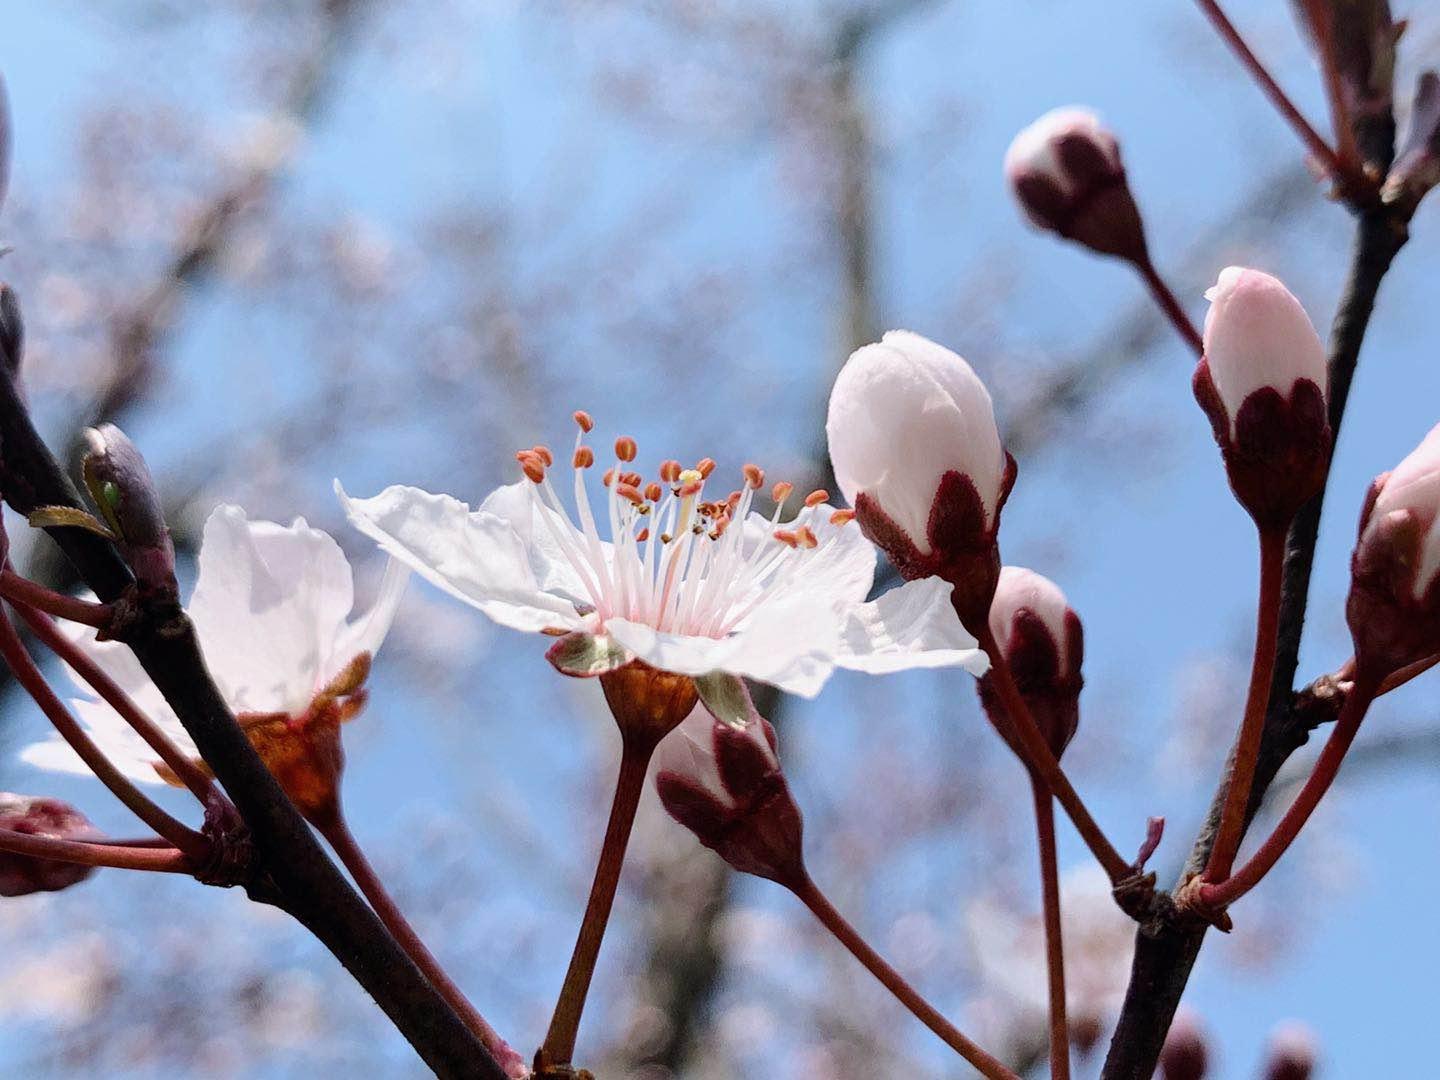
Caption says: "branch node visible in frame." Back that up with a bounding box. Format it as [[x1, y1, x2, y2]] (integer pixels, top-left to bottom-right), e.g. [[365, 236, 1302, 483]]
[[1173, 874, 1233, 934]]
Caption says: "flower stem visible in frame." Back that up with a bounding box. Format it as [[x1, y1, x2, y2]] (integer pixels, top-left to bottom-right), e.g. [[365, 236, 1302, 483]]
[[0, 602, 207, 858], [0, 569, 112, 628], [1202, 670, 1380, 908], [1301, 0, 1360, 169], [14, 601, 217, 803], [0, 828, 192, 873], [319, 811, 528, 1079], [1192, 0, 1369, 201], [977, 626, 1132, 884], [789, 872, 1019, 1080], [1202, 526, 1286, 884], [1031, 776, 1070, 1080], [538, 737, 654, 1069], [1134, 257, 1203, 357]]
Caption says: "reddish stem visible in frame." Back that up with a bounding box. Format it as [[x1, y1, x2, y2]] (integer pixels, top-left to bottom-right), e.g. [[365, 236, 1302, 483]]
[[1192, 0, 1370, 201], [0, 603, 207, 858], [539, 737, 654, 1069], [0, 569, 112, 628], [1202, 526, 1286, 883], [1202, 670, 1379, 908], [1302, 0, 1360, 168], [977, 626, 1132, 883], [790, 872, 1018, 1080], [1134, 257, 1204, 356], [14, 601, 217, 802], [0, 828, 191, 873], [319, 811, 527, 1078], [1031, 777, 1071, 1080]]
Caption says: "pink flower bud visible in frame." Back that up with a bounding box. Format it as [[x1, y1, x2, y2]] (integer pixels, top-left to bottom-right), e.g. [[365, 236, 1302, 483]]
[[977, 567, 1083, 759], [826, 330, 1013, 628], [1193, 267, 1331, 528], [1159, 1008, 1209, 1080], [0, 794, 101, 897], [654, 705, 803, 886], [1262, 1021, 1317, 1080], [1348, 424, 1440, 674], [1004, 107, 1148, 263]]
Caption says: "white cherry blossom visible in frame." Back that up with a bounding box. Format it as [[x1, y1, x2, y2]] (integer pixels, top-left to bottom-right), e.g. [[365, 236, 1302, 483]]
[[338, 415, 986, 699], [23, 505, 408, 784]]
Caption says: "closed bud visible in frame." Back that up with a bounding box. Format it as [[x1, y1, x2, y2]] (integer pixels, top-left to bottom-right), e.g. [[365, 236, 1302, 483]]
[[1004, 107, 1148, 264], [1382, 71, 1440, 216], [1347, 423, 1440, 675], [81, 424, 176, 594], [0, 794, 101, 896], [654, 704, 803, 886], [1193, 268, 1331, 528], [1159, 1008, 1209, 1080], [977, 567, 1083, 760], [1262, 1021, 1317, 1080], [827, 330, 1013, 630]]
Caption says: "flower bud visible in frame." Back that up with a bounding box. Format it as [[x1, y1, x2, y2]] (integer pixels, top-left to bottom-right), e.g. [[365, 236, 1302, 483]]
[[0, 794, 101, 896], [81, 424, 177, 595], [654, 704, 803, 886], [1193, 268, 1331, 529], [1261, 1021, 1317, 1080], [977, 567, 1083, 760], [827, 329, 1013, 629], [1004, 107, 1148, 264], [1159, 1008, 1209, 1080], [1347, 423, 1440, 675], [1382, 71, 1440, 216]]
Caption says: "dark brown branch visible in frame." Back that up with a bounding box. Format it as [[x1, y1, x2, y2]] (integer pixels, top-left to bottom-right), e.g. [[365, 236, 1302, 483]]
[[1100, 206, 1408, 1079], [0, 357, 503, 1078]]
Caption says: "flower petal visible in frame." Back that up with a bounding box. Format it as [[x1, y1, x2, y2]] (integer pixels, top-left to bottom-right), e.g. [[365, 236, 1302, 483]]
[[331, 557, 410, 677], [833, 576, 989, 676], [336, 481, 583, 634]]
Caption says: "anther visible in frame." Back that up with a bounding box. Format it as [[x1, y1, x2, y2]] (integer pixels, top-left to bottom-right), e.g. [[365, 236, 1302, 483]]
[[773, 529, 799, 548], [602, 468, 615, 487], [795, 525, 818, 549], [743, 463, 765, 489], [804, 489, 829, 508], [696, 457, 717, 478], [573, 410, 595, 433], [645, 482, 662, 502], [532, 445, 554, 467], [616, 483, 644, 506], [573, 446, 595, 469], [516, 451, 545, 484], [660, 460, 682, 483], [830, 508, 856, 525], [615, 436, 638, 463], [772, 481, 793, 503], [622, 471, 643, 488], [636, 528, 650, 542]]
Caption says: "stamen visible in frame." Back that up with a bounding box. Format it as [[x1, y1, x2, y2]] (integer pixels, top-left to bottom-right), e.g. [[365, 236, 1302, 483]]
[[773, 529, 799, 548], [743, 463, 765, 489], [532, 445, 555, 467], [615, 483, 644, 506], [772, 481, 793, 504], [602, 468, 615, 487], [645, 482, 663, 503], [696, 457, 717, 479], [636, 528, 650, 542], [516, 451, 546, 484], [573, 410, 595, 433], [795, 525, 819, 549], [574, 446, 595, 469], [660, 460, 682, 483], [615, 436, 638, 463], [804, 489, 829, 508], [622, 471, 643, 488], [830, 508, 856, 525]]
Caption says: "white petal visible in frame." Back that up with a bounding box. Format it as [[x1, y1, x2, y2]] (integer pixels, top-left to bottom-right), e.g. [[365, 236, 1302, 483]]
[[57, 611, 161, 708], [330, 557, 410, 677], [188, 505, 355, 713], [336, 482, 583, 634], [772, 505, 876, 607], [479, 481, 608, 605], [833, 576, 989, 676], [990, 566, 1072, 669]]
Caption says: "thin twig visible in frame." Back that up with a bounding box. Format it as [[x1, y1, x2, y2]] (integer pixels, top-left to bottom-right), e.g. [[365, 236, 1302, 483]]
[[0, 829, 192, 873], [1031, 778, 1070, 1080], [0, 570, 111, 628]]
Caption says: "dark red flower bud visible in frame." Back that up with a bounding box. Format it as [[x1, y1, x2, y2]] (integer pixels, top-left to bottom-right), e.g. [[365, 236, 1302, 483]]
[[1005, 107, 1148, 264], [1159, 1009, 1209, 1080], [1261, 1021, 1317, 1080], [0, 794, 102, 896], [81, 424, 177, 595]]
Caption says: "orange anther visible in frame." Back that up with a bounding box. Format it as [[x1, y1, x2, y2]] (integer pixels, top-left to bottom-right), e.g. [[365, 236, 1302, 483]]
[[660, 459, 682, 483], [573, 446, 595, 469], [517, 452, 545, 484], [830, 508, 856, 525], [772, 529, 798, 548], [616, 483, 644, 505], [622, 471, 643, 488], [573, 410, 595, 433], [696, 457, 717, 478], [795, 525, 819, 549], [804, 489, 829, 507], [743, 463, 765, 489], [615, 436, 638, 462], [645, 482, 663, 502], [636, 527, 650, 542], [772, 481, 793, 503], [532, 445, 554, 467], [602, 468, 615, 487]]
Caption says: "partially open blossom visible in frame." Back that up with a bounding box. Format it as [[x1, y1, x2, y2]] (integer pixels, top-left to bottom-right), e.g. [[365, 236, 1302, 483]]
[[0, 794, 101, 897], [826, 330, 1013, 629], [653, 700, 802, 885], [1194, 267, 1331, 528], [1159, 1008, 1209, 1080], [1347, 423, 1440, 675], [1262, 1021, 1317, 1080], [23, 506, 408, 822], [977, 566, 1083, 760], [1004, 107, 1148, 264], [338, 418, 985, 729], [81, 424, 177, 595]]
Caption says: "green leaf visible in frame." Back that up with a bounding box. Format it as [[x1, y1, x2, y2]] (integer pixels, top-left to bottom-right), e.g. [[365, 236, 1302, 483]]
[[545, 631, 633, 678], [694, 672, 757, 730]]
